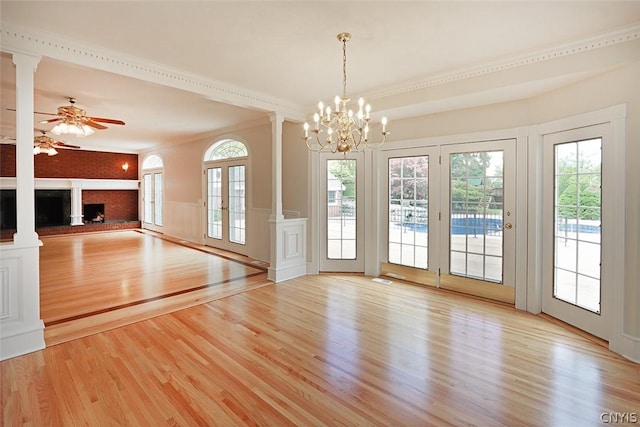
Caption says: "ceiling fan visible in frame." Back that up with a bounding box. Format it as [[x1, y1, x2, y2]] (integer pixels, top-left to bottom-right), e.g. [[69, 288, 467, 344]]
[[37, 97, 125, 136], [0, 130, 81, 156]]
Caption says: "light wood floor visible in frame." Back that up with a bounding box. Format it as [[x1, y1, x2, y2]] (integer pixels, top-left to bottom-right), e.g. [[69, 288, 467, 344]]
[[39, 230, 270, 346], [3, 232, 640, 425]]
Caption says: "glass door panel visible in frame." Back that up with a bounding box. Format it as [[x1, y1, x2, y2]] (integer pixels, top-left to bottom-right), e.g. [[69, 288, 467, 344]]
[[554, 138, 602, 313], [388, 155, 429, 269], [153, 173, 163, 226], [327, 159, 356, 260], [207, 167, 222, 240], [228, 165, 246, 245], [143, 174, 152, 224], [449, 151, 504, 282]]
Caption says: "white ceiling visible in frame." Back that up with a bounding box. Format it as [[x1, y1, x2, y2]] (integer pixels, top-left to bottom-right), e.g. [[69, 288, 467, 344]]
[[1, 1, 640, 153]]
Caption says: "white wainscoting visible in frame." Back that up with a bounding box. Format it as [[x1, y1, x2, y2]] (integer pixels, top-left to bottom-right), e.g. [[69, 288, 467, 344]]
[[268, 217, 307, 283], [248, 208, 271, 263], [163, 201, 202, 243], [0, 243, 45, 360]]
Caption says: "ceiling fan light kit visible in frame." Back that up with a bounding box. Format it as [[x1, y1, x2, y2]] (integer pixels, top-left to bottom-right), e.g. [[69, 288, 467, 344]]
[[31, 130, 81, 156], [33, 143, 58, 156], [51, 120, 95, 137]]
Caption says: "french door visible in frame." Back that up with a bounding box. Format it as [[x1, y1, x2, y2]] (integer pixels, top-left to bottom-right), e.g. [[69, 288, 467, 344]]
[[440, 140, 516, 302], [382, 139, 517, 303], [142, 170, 163, 232], [204, 160, 247, 254], [542, 124, 609, 340], [319, 152, 364, 272]]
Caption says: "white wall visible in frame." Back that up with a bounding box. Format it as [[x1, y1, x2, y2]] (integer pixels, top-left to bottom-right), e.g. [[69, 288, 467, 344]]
[[140, 120, 273, 261]]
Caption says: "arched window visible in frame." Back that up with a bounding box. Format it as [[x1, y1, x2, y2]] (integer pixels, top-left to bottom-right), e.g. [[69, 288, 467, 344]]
[[204, 139, 248, 161], [142, 154, 163, 169]]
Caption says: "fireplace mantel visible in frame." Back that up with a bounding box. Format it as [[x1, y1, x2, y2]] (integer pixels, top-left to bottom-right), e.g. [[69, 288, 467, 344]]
[[0, 177, 139, 226], [0, 177, 139, 191]]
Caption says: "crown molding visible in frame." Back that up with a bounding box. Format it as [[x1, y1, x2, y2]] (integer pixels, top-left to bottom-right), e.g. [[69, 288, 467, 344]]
[[367, 23, 640, 101], [0, 23, 305, 121]]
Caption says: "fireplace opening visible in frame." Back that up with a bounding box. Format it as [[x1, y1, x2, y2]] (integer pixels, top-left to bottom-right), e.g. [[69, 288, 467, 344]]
[[0, 190, 17, 230], [35, 190, 71, 227], [84, 204, 105, 223]]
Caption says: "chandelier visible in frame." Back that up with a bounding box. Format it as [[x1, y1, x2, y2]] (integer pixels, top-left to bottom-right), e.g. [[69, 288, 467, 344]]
[[303, 32, 388, 153], [51, 117, 95, 137]]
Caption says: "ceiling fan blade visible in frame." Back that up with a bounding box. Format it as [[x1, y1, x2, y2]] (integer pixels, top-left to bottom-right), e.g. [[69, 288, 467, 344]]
[[83, 120, 108, 130], [53, 141, 81, 149], [6, 108, 59, 116], [87, 116, 125, 125], [40, 117, 62, 124]]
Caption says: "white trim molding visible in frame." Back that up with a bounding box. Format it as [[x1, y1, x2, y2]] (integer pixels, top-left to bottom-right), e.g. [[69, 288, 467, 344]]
[[0, 23, 305, 122]]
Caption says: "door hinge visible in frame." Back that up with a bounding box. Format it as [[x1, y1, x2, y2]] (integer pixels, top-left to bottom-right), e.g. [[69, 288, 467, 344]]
[[439, 211, 441, 221], [439, 155, 442, 165]]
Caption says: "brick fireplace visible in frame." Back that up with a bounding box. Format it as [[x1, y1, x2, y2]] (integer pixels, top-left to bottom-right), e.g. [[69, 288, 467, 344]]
[[0, 145, 141, 237]]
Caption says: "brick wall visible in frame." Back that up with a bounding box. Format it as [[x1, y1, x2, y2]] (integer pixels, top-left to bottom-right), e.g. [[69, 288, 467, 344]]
[[0, 145, 140, 232], [83, 190, 138, 221], [0, 144, 138, 179]]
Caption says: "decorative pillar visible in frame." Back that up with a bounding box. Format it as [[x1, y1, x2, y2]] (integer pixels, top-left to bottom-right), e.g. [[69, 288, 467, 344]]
[[268, 113, 307, 282], [70, 181, 84, 225], [269, 112, 285, 222], [12, 53, 41, 246], [0, 51, 45, 360], [268, 113, 284, 282]]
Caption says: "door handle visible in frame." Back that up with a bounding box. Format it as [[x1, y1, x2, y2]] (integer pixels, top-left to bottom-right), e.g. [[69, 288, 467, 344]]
[[503, 223, 513, 230]]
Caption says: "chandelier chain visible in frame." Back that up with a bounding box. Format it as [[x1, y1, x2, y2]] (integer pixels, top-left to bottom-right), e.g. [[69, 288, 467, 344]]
[[342, 37, 348, 99]]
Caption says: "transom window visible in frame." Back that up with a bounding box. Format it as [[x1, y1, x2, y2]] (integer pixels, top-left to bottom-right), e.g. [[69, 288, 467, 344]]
[[142, 154, 163, 169], [204, 139, 248, 161]]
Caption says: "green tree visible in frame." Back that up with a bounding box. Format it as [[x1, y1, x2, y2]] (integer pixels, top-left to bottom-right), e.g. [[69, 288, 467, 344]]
[[556, 157, 601, 221], [328, 159, 356, 198]]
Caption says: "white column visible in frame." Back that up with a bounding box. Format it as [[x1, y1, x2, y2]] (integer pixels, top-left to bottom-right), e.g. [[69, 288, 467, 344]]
[[12, 53, 41, 246], [0, 52, 45, 360], [269, 112, 284, 222], [70, 182, 84, 225], [268, 113, 284, 282], [267, 113, 308, 282]]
